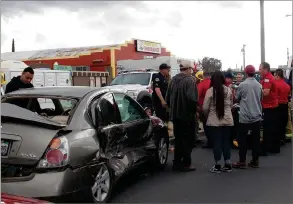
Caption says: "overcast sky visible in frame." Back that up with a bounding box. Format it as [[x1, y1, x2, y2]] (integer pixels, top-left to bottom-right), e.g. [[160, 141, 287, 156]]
[[1, 1, 292, 69]]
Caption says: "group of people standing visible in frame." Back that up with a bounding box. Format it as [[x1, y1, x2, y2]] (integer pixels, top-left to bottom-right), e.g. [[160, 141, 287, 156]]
[[151, 62, 291, 173]]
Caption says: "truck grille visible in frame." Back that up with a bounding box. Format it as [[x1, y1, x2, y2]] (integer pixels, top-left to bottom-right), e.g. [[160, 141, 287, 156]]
[[1, 164, 34, 178]]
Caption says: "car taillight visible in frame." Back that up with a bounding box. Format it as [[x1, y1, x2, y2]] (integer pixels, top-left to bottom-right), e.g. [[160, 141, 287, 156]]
[[37, 136, 69, 168]]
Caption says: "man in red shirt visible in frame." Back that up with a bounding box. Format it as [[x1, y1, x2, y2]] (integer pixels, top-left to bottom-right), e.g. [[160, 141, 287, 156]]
[[259, 62, 279, 155], [198, 71, 211, 148], [274, 68, 291, 145]]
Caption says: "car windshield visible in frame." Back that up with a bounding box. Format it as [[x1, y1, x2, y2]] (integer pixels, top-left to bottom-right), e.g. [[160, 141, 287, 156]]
[[111, 73, 151, 86], [2, 96, 78, 125]]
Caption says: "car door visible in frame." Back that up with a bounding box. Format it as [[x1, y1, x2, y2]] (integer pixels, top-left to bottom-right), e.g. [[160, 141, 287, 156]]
[[91, 93, 129, 159], [113, 93, 152, 147]]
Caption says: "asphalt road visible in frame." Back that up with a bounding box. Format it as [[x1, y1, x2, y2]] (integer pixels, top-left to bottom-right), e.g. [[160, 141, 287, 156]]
[[111, 144, 292, 203]]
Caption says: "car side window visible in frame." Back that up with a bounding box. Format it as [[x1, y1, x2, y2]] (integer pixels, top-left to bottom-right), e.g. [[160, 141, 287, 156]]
[[95, 93, 120, 127], [113, 93, 146, 123]]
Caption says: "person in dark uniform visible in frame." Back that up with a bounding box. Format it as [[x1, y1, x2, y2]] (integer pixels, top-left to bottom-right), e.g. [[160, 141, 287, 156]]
[[152, 63, 171, 122]]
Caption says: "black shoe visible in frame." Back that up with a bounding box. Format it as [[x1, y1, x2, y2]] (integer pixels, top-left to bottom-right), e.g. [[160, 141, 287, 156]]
[[221, 164, 232, 172], [248, 160, 259, 168], [210, 164, 221, 173]]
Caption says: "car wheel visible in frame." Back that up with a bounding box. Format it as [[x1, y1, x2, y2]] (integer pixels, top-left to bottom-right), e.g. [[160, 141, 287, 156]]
[[91, 163, 113, 203], [155, 135, 169, 169]]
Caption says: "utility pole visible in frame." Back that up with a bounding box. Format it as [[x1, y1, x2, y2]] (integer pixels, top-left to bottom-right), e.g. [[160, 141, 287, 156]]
[[287, 48, 290, 63], [260, 0, 265, 62], [12, 38, 15, 52], [241, 44, 246, 71]]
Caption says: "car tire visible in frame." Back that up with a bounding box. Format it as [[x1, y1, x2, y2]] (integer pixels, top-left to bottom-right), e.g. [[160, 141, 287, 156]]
[[154, 133, 169, 170], [90, 163, 114, 203]]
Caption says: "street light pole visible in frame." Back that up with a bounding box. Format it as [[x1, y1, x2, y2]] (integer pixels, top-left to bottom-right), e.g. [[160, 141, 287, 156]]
[[285, 14, 292, 66], [241, 44, 246, 71], [260, 0, 265, 63]]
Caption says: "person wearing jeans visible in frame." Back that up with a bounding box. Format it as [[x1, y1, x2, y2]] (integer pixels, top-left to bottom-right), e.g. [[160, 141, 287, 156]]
[[232, 65, 262, 169], [203, 71, 234, 173]]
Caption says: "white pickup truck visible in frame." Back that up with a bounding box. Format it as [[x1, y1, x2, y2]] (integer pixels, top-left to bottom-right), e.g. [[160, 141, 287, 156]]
[[105, 71, 157, 109]]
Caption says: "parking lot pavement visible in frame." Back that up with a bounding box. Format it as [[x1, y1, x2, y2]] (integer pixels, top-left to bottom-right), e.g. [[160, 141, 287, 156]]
[[111, 144, 292, 203]]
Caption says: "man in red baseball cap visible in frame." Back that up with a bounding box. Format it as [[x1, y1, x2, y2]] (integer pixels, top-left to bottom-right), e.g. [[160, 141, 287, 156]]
[[233, 65, 263, 169], [259, 62, 279, 156]]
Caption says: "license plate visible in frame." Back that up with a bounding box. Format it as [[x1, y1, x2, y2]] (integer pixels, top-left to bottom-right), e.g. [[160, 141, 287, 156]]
[[1, 140, 10, 157]]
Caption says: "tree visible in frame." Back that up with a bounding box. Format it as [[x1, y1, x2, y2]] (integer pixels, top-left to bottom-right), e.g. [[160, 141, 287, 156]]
[[12, 38, 15, 52], [199, 57, 222, 72]]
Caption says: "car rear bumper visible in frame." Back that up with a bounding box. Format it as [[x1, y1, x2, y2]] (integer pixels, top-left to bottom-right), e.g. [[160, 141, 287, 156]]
[[1, 167, 91, 199]]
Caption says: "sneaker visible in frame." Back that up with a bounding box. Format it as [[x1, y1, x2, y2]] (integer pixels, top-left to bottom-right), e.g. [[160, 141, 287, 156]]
[[210, 165, 221, 173], [222, 164, 232, 172], [248, 160, 259, 168], [232, 162, 247, 169]]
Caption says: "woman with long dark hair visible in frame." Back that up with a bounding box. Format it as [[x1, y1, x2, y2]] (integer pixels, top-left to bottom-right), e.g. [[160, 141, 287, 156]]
[[203, 71, 234, 173]]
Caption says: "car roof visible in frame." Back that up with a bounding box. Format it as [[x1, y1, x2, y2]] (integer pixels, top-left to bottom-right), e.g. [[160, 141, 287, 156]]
[[4, 86, 104, 98], [119, 71, 156, 75]]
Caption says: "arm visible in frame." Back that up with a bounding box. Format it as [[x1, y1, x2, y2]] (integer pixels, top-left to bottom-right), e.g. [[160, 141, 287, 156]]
[[235, 84, 242, 102], [4, 82, 15, 94], [165, 80, 172, 106], [153, 76, 167, 105], [230, 89, 234, 109], [203, 89, 212, 117], [262, 79, 272, 97], [186, 78, 198, 106]]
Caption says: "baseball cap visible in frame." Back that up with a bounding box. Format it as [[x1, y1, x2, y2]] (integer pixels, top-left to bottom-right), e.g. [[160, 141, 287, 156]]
[[179, 61, 191, 70], [159, 63, 171, 70], [245, 65, 255, 74], [224, 72, 233, 79]]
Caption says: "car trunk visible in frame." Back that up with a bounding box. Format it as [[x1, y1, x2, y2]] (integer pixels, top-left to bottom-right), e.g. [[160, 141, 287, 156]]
[[1, 103, 65, 179]]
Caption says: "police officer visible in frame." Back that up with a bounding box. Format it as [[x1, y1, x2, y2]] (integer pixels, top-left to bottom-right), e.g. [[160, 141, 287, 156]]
[[152, 63, 171, 122]]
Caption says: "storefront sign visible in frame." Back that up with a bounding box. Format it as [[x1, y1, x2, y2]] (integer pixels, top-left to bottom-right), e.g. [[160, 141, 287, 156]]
[[54, 65, 72, 71], [71, 66, 90, 71], [136, 40, 162, 54]]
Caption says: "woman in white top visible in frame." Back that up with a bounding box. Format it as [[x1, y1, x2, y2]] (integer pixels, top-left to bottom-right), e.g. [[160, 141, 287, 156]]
[[203, 71, 234, 173]]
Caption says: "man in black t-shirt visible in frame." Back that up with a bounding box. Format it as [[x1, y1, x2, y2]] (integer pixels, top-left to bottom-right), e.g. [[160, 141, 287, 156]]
[[152, 63, 171, 122]]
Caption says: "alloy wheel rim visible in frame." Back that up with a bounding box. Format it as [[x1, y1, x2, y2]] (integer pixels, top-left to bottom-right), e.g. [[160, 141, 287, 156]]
[[158, 138, 168, 164], [92, 164, 110, 202]]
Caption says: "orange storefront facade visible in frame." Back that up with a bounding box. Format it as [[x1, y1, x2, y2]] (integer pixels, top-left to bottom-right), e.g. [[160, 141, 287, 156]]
[[12, 39, 171, 78]]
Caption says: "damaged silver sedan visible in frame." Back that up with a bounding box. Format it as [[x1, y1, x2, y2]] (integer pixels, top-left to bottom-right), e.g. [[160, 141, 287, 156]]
[[1, 86, 169, 203]]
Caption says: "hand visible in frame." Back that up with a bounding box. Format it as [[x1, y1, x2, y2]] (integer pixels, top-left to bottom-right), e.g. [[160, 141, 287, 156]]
[[161, 101, 168, 108]]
